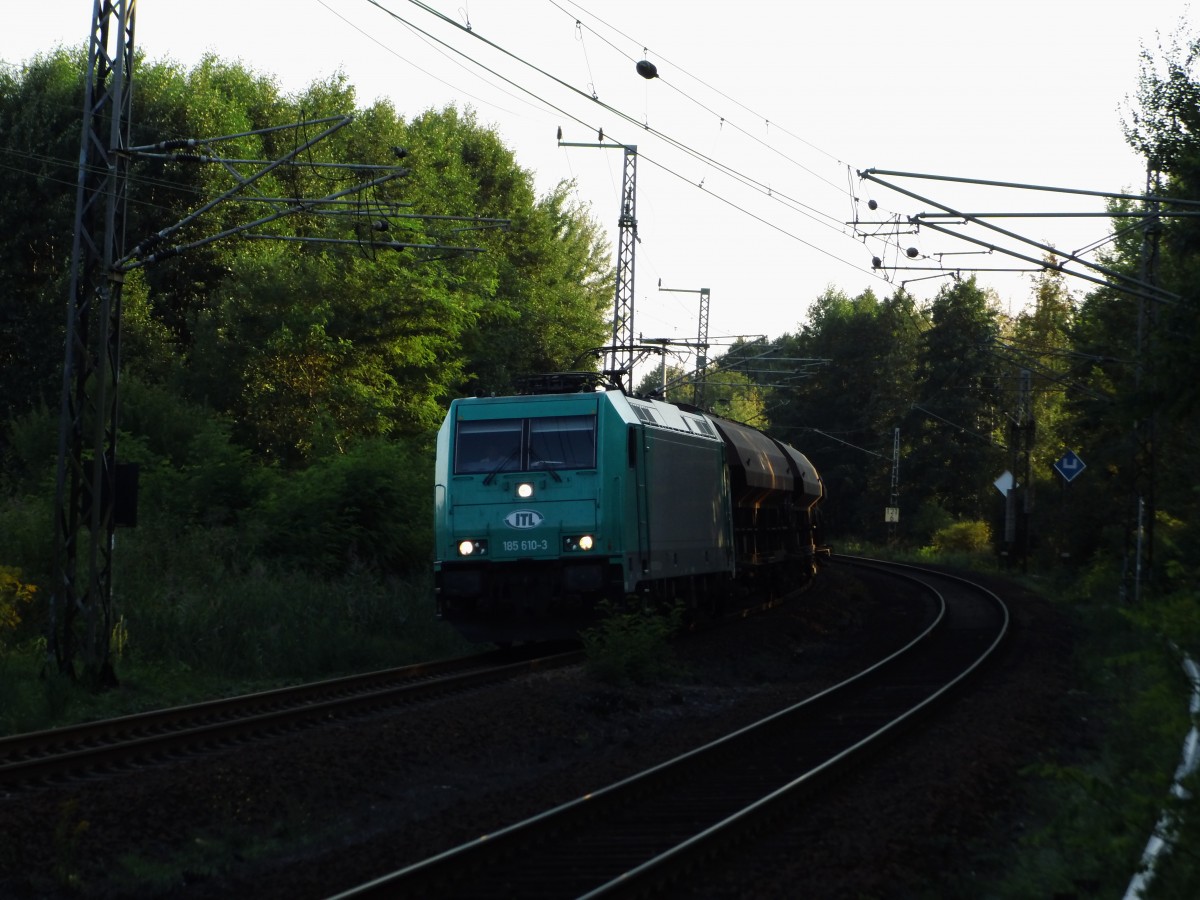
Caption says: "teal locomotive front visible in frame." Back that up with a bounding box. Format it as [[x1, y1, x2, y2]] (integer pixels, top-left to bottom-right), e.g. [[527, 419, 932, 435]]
[[433, 390, 735, 643]]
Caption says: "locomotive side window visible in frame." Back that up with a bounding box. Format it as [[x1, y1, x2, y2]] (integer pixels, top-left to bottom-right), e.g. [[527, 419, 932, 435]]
[[529, 416, 595, 470], [454, 415, 596, 474], [455, 420, 523, 475]]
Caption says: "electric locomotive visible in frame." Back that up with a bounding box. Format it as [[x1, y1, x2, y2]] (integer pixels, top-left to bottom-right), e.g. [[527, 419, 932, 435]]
[[433, 375, 824, 643]]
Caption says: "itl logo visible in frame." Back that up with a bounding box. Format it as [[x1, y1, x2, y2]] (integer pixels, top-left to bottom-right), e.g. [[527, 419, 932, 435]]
[[505, 509, 544, 529]]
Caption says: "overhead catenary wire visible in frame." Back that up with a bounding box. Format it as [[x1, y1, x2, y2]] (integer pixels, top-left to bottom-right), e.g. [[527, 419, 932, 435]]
[[550, 0, 851, 172], [356, 0, 880, 288], [385, 0, 851, 232], [4, 0, 1150, 330]]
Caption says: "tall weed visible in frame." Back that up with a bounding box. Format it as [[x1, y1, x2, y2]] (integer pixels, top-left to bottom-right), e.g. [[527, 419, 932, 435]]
[[581, 601, 684, 685], [114, 520, 460, 680]]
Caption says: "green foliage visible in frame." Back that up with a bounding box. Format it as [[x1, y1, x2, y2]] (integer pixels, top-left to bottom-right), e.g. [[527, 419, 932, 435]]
[[908, 500, 955, 547], [0, 649, 68, 734], [580, 601, 684, 685], [0, 492, 53, 590], [1145, 769, 1200, 899], [928, 519, 993, 555], [254, 436, 432, 576], [704, 367, 768, 425], [1, 402, 59, 493], [1, 54, 611, 465], [116, 542, 445, 681], [746, 287, 926, 541], [0, 524, 473, 735], [634, 363, 686, 399], [983, 580, 1193, 899], [477, 180, 612, 389], [910, 277, 1007, 521], [0, 50, 84, 424], [0, 566, 37, 649]]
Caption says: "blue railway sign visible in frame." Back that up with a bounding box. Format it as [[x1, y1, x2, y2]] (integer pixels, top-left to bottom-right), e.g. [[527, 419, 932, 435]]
[[1054, 450, 1086, 483]]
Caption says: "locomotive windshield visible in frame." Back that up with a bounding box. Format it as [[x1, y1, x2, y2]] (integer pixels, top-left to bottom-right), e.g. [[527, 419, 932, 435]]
[[454, 415, 596, 475]]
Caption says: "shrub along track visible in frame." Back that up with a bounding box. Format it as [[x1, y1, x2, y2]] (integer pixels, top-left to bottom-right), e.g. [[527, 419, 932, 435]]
[[0, 562, 1082, 899]]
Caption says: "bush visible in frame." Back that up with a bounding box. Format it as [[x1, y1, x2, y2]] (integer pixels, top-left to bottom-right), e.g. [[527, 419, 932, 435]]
[[929, 519, 993, 555], [0, 493, 53, 584], [254, 436, 433, 576], [119, 378, 275, 527], [581, 601, 684, 685], [909, 500, 956, 547], [1, 402, 58, 493], [0, 566, 38, 651]]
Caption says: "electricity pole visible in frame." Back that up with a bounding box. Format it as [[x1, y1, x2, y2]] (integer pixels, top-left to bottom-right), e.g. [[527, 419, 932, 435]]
[[657, 283, 710, 406], [50, 0, 137, 686], [558, 134, 638, 391]]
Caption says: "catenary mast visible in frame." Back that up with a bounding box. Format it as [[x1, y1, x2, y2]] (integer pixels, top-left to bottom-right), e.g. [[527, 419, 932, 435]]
[[51, 0, 137, 685]]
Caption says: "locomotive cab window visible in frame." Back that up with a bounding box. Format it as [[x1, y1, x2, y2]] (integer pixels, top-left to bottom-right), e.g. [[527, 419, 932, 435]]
[[455, 415, 596, 475], [528, 416, 595, 470], [454, 420, 523, 475]]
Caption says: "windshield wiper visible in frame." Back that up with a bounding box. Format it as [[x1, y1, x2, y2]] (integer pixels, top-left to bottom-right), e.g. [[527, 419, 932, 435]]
[[482, 446, 520, 485], [528, 452, 563, 481]]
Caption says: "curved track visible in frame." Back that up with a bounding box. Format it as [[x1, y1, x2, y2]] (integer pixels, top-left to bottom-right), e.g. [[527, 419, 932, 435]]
[[329, 557, 1008, 899], [0, 647, 582, 792]]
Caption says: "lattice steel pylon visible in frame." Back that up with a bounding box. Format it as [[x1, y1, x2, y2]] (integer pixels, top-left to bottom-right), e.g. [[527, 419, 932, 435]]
[[659, 284, 710, 406], [608, 146, 638, 390], [50, 0, 136, 684], [694, 287, 709, 405]]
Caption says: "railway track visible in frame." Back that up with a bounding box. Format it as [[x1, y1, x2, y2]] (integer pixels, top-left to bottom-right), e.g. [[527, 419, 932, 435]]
[[329, 557, 1008, 899], [0, 646, 582, 792]]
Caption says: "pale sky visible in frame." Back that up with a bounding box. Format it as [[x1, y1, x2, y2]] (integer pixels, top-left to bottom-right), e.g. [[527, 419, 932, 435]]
[[2, 0, 1194, 379]]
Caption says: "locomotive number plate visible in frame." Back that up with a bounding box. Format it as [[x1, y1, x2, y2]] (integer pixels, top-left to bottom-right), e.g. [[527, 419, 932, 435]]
[[501, 539, 550, 553]]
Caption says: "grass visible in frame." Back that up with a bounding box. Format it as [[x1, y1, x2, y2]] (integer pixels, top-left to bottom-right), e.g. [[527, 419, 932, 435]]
[[0, 536, 478, 736], [580, 600, 686, 685], [975, 598, 1190, 898], [838, 537, 1197, 897]]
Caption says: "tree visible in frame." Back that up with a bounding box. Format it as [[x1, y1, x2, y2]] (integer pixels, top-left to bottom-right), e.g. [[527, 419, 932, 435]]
[[1, 54, 614, 465], [1105, 21, 1200, 600], [0, 51, 92, 423], [907, 277, 1007, 524], [758, 287, 925, 539], [459, 179, 613, 393], [0, 48, 615, 683]]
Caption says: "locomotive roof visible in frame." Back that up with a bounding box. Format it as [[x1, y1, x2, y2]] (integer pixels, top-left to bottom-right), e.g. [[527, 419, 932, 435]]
[[610, 393, 723, 442]]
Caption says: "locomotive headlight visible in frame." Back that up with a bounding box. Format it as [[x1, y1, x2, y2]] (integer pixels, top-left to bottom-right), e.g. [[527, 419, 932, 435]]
[[457, 539, 487, 557], [563, 534, 595, 552], [516, 482, 534, 499]]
